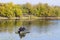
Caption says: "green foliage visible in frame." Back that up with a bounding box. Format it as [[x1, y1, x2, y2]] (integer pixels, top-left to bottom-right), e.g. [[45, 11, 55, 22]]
[[0, 2, 22, 18], [0, 2, 60, 18]]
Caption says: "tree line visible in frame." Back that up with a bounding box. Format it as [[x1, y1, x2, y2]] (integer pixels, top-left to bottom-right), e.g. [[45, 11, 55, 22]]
[[0, 2, 60, 18]]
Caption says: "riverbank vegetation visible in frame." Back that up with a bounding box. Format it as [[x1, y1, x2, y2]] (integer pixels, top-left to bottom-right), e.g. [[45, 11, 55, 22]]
[[0, 2, 60, 18]]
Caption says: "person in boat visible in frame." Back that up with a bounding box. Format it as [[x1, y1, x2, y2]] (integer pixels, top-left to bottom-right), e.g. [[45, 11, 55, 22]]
[[18, 27, 30, 39], [18, 27, 25, 33], [18, 27, 26, 38]]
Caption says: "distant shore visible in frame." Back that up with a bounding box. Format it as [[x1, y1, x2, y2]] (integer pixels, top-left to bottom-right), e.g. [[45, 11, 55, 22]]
[[0, 17, 60, 20]]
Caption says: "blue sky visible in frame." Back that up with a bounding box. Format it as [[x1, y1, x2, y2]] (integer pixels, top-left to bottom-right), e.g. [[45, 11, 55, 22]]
[[0, 0, 60, 6]]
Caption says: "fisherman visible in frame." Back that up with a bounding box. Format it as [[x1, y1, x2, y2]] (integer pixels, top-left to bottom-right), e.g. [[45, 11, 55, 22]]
[[18, 27, 25, 33], [18, 27, 30, 39]]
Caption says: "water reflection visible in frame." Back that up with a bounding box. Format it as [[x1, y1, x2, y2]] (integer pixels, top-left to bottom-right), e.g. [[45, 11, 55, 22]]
[[18, 31, 30, 39], [0, 19, 57, 40]]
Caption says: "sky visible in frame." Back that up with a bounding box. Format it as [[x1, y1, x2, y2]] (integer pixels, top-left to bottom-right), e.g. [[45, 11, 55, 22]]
[[0, 0, 60, 6]]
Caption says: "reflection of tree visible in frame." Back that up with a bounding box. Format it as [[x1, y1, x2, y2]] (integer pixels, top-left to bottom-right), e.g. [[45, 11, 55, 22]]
[[32, 20, 53, 27], [0, 19, 54, 34], [22, 20, 54, 33], [22, 20, 53, 30], [31, 20, 54, 33], [0, 20, 22, 33], [22, 21, 32, 30], [0, 19, 52, 27], [15, 20, 22, 27]]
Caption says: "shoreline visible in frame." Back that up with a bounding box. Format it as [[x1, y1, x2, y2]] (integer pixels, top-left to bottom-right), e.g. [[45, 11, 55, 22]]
[[0, 17, 60, 20]]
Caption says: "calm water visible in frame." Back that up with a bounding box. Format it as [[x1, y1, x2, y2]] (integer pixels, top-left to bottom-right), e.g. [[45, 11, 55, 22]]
[[0, 19, 60, 40]]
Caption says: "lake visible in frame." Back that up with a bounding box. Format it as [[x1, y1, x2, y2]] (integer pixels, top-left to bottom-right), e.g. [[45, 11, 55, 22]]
[[0, 19, 60, 40]]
